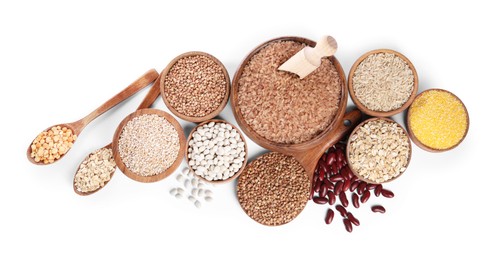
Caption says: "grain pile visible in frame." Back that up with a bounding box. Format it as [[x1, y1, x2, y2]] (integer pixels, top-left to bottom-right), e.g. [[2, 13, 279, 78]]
[[352, 52, 414, 112], [237, 152, 310, 226], [118, 114, 180, 176], [347, 119, 410, 183], [163, 54, 227, 118], [74, 148, 116, 193], [237, 40, 342, 144]]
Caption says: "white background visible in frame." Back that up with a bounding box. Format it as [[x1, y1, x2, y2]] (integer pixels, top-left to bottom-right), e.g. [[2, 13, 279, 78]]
[[1, 0, 493, 259]]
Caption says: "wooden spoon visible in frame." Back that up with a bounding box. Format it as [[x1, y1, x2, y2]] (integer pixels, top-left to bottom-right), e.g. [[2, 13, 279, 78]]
[[73, 77, 162, 195], [27, 69, 159, 165]]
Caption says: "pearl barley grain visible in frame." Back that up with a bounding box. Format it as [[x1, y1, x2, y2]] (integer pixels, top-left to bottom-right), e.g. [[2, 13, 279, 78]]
[[74, 148, 115, 193], [118, 114, 180, 176], [188, 122, 246, 181]]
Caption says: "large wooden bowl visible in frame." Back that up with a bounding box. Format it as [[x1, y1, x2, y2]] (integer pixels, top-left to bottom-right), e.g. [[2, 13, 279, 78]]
[[112, 108, 186, 183], [231, 36, 360, 178], [348, 49, 418, 117], [160, 51, 230, 123]]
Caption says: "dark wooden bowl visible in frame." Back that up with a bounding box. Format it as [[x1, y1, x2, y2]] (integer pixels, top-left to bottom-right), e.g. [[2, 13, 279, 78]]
[[112, 108, 186, 183], [185, 119, 248, 184], [348, 49, 419, 117], [346, 117, 412, 184], [160, 51, 230, 123], [406, 88, 469, 152]]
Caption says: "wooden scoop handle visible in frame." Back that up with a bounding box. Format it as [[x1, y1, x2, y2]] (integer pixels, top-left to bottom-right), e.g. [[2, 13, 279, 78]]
[[71, 69, 159, 133], [290, 109, 362, 178]]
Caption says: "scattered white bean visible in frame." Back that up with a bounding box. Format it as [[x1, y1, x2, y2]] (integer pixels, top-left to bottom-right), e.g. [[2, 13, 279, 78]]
[[194, 200, 202, 208], [198, 189, 204, 197], [181, 167, 189, 175], [176, 174, 183, 182], [188, 195, 196, 202], [205, 190, 213, 196], [191, 188, 198, 197], [175, 193, 182, 199], [184, 179, 190, 189], [205, 196, 213, 202], [191, 178, 198, 187], [169, 188, 177, 196]]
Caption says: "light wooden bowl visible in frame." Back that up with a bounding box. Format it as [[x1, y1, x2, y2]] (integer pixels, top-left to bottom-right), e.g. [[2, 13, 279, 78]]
[[406, 88, 470, 152], [185, 119, 248, 184], [348, 49, 419, 117], [160, 51, 230, 123], [231, 36, 361, 179], [112, 108, 186, 183], [346, 117, 412, 184]]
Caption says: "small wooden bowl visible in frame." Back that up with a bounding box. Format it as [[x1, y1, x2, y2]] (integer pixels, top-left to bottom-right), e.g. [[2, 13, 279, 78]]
[[346, 117, 412, 184], [160, 51, 231, 123], [185, 119, 248, 184], [348, 49, 419, 117], [112, 108, 186, 183], [406, 89, 469, 152]]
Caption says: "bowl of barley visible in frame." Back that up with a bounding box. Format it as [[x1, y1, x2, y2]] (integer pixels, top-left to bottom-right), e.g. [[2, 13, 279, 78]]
[[348, 49, 418, 117], [160, 51, 230, 122]]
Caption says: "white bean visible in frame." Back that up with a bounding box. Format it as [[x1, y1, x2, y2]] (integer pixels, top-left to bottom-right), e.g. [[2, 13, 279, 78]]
[[194, 200, 202, 208], [169, 188, 177, 196], [188, 195, 196, 202], [205, 196, 213, 202]]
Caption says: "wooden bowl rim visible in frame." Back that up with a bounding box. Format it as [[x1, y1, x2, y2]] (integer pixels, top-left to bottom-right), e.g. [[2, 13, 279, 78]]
[[346, 117, 412, 184], [406, 88, 470, 152], [185, 119, 248, 184], [160, 51, 231, 123], [348, 49, 419, 117], [230, 36, 348, 151], [27, 123, 78, 166], [112, 108, 186, 183]]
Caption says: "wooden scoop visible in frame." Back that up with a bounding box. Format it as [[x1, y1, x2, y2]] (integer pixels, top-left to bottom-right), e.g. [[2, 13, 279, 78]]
[[278, 36, 338, 79], [73, 76, 162, 195], [27, 69, 159, 165]]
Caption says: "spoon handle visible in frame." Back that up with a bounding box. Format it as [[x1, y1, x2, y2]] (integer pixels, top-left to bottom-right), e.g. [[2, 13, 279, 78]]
[[136, 73, 162, 110], [73, 69, 159, 131]]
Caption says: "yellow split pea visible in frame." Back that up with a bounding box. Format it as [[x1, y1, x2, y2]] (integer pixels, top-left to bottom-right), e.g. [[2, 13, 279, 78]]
[[408, 89, 468, 150]]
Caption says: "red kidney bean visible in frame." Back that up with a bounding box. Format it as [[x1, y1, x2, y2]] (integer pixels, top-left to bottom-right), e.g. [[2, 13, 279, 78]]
[[318, 166, 325, 181], [337, 150, 344, 163], [334, 181, 343, 195], [366, 184, 377, 190], [343, 219, 353, 233], [358, 182, 367, 194], [350, 181, 360, 192], [335, 205, 347, 217], [361, 190, 371, 203], [313, 197, 328, 204], [371, 205, 386, 213], [331, 163, 338, 175], [330, 174, 344, 182], [325, 209, 334, 224], [347, 212, 360, 226], [314, 179, 322, 193], [328, 191, 336, 205], [342, 179, 351, 192], [318, 159, 327, 172], [352, 193, 360, 208], [323, 179, 333, 189], [374, 184, 383, 197], [341, 168, 350, 180], [319, 183, 328, 198], [326, 152, 336, 166], [381, 189, 394, 198], [339, 193, 349, 207]]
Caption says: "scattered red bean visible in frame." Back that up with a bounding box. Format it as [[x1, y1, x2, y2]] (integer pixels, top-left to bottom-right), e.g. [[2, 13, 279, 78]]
[[371, 205, 386, 213], [361, 190, 371, 203], [319, 183, 328, 197], [325, 152, 335, 165], [343, 218, 353, 233], [347, 212, 360, 226], [335, 181, 343, 195], [350, 181, 360, 192], [328, 191, 336, 205], [313, 197, 328, 204], [342, 179, 351, 192], [381, 189, 395, 198], [336, 205, 347, 217], [366, 184, 377, 190], [330, 175, 344, 182], [374, 184, 383, 197], [324, 179, 333, 189], [339, 193, 349, 207], [352, 193, 360, 208], [358, 182, 367, 194], [325, 209, 334, 224], [318, 166, 325, 181]]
